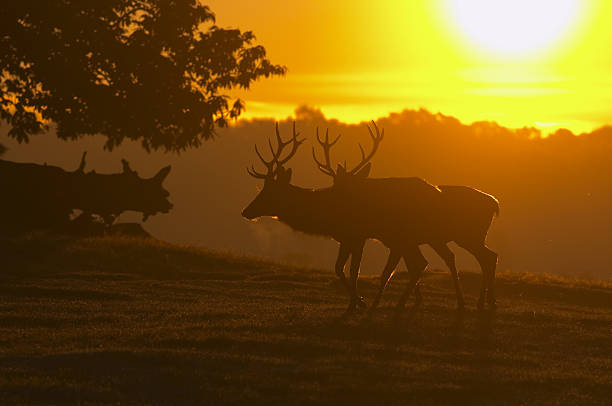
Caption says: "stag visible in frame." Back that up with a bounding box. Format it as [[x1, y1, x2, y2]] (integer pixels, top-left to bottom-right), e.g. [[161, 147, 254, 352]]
[[312, 122, 499, 315], [312, 125, 429, 315], [242, 123, 376, 313], [310, 126, 434, 314], [243, 123, 433, 314], [242, 122, 498, 316]]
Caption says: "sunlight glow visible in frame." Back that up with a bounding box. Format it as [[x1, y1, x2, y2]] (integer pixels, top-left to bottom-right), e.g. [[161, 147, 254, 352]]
[[445, 0, 582, 58], [216, 0, 606, 135]]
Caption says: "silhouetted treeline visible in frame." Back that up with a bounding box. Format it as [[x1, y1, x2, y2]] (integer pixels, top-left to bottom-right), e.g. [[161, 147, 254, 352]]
[[3, 106, 612, 279]]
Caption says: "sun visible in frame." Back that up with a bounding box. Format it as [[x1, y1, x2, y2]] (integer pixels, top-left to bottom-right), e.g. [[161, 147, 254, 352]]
[[444, 0, 583, 58]]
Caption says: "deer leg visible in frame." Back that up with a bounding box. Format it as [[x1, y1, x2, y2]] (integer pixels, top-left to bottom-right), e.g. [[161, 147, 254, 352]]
[[393, 247, 427, 321], [334, 243, 351, 297], [403, 246, 428, 309], [460, 242, 487, 310], [346, 241, 366, 313], [431, 243, 465, 311], [476, 246, 498, 310], [413, 281, 423, 308], [367, 250, 402, 317], [394, 274, 422, 323], [477, 278, 487, 311], [486, 248, 498, 309], [457, 241, 498, 310]]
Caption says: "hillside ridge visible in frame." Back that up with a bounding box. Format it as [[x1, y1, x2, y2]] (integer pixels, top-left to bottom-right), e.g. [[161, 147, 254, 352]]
[[1, 235, 611, 405]]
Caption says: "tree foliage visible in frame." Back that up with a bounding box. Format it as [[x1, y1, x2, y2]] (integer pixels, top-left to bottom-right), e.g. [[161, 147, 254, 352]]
[[0, 1, 285, 152]]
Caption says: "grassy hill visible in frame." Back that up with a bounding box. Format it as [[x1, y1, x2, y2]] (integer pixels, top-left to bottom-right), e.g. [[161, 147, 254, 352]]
[[1, 235, 611, 405]]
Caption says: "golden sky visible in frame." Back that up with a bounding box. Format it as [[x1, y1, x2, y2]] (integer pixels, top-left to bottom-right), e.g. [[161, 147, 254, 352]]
[[208, 0, 612, 134]]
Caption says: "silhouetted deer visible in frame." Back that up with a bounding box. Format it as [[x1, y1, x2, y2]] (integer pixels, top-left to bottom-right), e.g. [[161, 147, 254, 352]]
[[312, 122, 499, 314], [312, 125, 430, 315], [242, 122, 498, 316], [243, 123, 436, 314], [242, 123, 374, 312]]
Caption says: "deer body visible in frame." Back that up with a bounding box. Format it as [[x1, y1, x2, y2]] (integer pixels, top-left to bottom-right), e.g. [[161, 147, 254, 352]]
[[333, 177, 446, 245], [244, 185, 360, 240], [337, 179, 498, 247], [334, 179, 499, 315]]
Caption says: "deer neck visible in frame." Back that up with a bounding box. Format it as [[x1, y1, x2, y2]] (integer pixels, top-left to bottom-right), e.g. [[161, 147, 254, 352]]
[[275, 185, 339, 238]]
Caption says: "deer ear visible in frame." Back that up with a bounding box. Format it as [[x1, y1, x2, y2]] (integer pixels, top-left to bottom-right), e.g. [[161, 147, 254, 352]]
[[355, 162, 371, 179], [336, 164, 346, 175], [152, 165, 172, 183]]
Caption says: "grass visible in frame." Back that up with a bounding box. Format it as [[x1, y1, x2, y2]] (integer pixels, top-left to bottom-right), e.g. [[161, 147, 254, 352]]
[[1, 235, 611, 405]]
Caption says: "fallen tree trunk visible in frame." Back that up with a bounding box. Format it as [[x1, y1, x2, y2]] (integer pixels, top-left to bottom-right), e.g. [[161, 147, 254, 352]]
[[0, 153, 173, 234]]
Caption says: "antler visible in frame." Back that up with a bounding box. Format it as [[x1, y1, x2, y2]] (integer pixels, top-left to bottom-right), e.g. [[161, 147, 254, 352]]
[[311, 121, 384, 178], [347, 120, 384, 175], [275, 122, 304, 167], [312, 128, 341, 177], [247, 122, 305, 179], [247, 144, 276, 179]]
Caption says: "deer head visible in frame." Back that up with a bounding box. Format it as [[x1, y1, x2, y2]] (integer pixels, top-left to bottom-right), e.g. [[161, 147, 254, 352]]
[[242, 122, 305, 220], [312, 120, 384, 187]]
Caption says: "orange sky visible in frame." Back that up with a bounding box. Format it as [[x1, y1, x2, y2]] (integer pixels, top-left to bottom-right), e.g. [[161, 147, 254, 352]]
[[207, 0, 612, 134]]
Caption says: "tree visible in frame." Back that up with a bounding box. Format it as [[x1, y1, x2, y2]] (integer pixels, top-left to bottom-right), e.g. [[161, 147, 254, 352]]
[[0, 1, 285, 152]]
